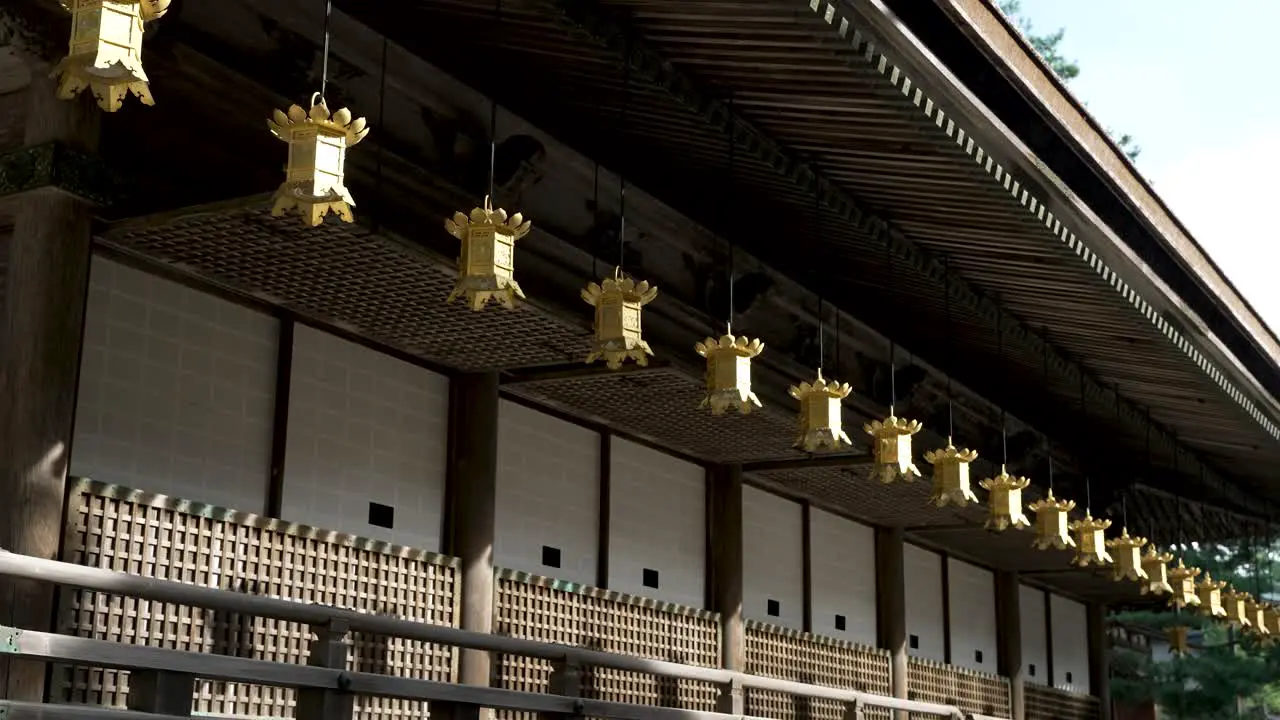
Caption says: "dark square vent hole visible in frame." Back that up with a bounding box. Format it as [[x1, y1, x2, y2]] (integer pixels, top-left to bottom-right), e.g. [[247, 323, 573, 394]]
[[974, 649, 983, 664], [1028, 664, 1036, 677], [1065, 671, 1073, 684], [909, 634, 920, 650], [642, 568, 659, 589], [834, 614, 847, 632], [367, 502, 395, 529], [766, 599, 780, 617], [541, 545, 561, 569]]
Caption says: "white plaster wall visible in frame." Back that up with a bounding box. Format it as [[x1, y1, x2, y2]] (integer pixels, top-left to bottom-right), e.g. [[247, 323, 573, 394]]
[[809, 509, 877, 645], [495, 400, 600, 585], [742, 486, 804, 630], [946, 559, 997, 673], [1019, 585, 1049, 686], [904, 544, 946, 662], [72, 257, 277, 512], [1050, 594, 1090, 693], [608, 438, 705, 609], [280, 325, 449, 551]]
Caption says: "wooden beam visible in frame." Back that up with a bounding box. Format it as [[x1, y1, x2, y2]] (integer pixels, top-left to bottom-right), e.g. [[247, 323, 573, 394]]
[[500, 360, 670, 385], [741, 454, 873, 473]]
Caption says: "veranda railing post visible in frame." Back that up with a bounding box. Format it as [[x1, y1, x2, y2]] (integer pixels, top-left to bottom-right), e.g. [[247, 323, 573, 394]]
[[126, 669, 195, 716], [296, 618, 354, 720]]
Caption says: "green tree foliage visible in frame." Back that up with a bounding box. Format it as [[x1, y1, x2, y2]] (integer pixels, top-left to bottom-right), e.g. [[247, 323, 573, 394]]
[[996, 1, 1141, 162], [1112, 539, 1280, 717]]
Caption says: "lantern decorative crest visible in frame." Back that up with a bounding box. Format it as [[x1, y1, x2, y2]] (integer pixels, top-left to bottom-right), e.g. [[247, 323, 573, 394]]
[[268, 94, 370, 227], [1223, 586, 1252, 627], [1196, 572, 1227, 618], [582, 269, 658, 370], [1140, 547, 1173, 595], [696, 334, 764, 415], [864, 412, 922, 484], [1105, 528, 1148, 582], [1068, 513, 1113, 567], [1167, 559, 1201, 610], [1247, 599, 1270, 636], [979, 467, 1031, 532], [1167, 626, 1191, 656], [924, 441, 979, 508], [1029, 489, 1076, 550], [788, 370, 853, 452], [444, 196, 532, 311], [52, 0, 170, 112]]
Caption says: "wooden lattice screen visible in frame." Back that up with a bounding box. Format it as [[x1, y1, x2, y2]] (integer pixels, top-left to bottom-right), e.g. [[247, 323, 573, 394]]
[[55, 479, 460, 719], [906, 656, 1011, 719], [743, 620, 894, 720], [492, 569, 721, 720], [1025, 683, 1101, 720]]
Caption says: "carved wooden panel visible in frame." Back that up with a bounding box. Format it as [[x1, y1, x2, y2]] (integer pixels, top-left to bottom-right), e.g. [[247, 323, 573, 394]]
[[744, 620, 894, 720], [906, 656, 1011, 718]]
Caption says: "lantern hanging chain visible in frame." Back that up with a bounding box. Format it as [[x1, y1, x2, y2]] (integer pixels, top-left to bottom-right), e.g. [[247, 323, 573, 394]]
[[592, 162, 600, 282], [374, 36, 388, 232], [886, 239, 897, 414], [1042, 330, 1053, 492], [944, 257, 955, 441], [319, 0, 333, 100], [997, 300, 1007, 466], [726, 94, 736, 334], [835, 306, 842, 379], [1122, 492, 1128, 530], [817, 294, 826, 373], [1079, 371, 1089, 513], [617, 35, 632, 275], [486, 0, 501, 203]]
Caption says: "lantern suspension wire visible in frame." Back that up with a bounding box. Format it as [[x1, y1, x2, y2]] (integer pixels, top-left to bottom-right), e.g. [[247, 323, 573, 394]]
[[1079, 371, 1089, 513], [318, 0, 333, 100], [1042, 330, 1053, 492], [487, 0, 502, 203], [726, 94, 736, 333], [943, 257, 954, 441], [373, 36, 388, 233], [997, 300, 1007, 465], [617, 35, 632, 274], [886, 240, 897, 413], [591, 162, 600, 281], [814, 180, 824, 372]]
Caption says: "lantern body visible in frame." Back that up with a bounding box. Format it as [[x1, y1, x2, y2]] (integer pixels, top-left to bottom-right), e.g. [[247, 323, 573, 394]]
[[788, 370, 852, 452], [53, 0, 155, 112], [268, 97, 369, 227], [696, 334, 764, 415], [1167, 560, 1202, 610], [865, 414, 922, 484], [1140, 548, 1173, 595], [1224, 588, 1252, 627], [979, 468, 1031, 532], [1105, 529, 1148, 582], [924, 443, 978, 507], [1247, 600, 1270, 636], [582, 270, 658, 370], [1068, 514, 1113, 568], [445, 197, 532, 310], [1029, 490, 1076, 550], [1167, 626, 1190, 655], [1265, 606, 1280, 636], [1196, 573, 1227, 617]]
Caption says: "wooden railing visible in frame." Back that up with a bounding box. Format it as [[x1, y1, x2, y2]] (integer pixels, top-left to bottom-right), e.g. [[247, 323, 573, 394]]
[[906, 657, 1011, 719], [1025, 683, 1101, 720], [744, 621, 893, 720]]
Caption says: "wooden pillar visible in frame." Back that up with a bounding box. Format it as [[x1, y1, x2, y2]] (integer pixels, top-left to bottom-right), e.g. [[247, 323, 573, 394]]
[[875, 527, 908, 720], [0, 72, 100, 702], [1088, 601, 1111, 720], [445, 372, 500, 693], [708, 464, 744, 672], [995, 570, 1025, 720]]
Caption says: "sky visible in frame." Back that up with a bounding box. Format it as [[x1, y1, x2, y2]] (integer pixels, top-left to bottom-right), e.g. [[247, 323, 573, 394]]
[[1013, 1, 1280, 328]]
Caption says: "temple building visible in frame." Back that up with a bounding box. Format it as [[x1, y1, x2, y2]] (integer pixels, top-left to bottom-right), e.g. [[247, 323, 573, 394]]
[[1, 1, 1277, 720]]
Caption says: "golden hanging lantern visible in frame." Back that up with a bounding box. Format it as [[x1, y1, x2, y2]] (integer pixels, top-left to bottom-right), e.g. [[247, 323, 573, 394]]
[[1264, 605, 1280, 638], [1167, 626, 1191, 656], [1068, 512, 1113, 568], [581, 268, 658, 370], [444, 196, 532, 311], [1028, 489, 1076, 551], [1140, 547, 1173, 596], [52, 0, 169, 112], [864, 411, 922, 484], [1223, 586, 1252, 627], [267, 94, 370, 227], [979, 466, 1031, 532], [1105, 528, 1148, 582], [788, 370, 853, 452], [695, 333, 764, 415], [924, 441, 978, 508], [1247, 598, 1270, 637], [1195, 572, 1227, 618], [1167, 559, 1201, 610]]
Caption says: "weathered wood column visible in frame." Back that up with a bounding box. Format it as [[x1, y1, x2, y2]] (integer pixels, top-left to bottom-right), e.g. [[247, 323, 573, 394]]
[[444, 372, 500, 699], [708, 464, 744, 673], [1087, 601, 1111, 720], [0, 70, 100, 701], [875, 527, 908, 720], [995, 570, 1025, 720]]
